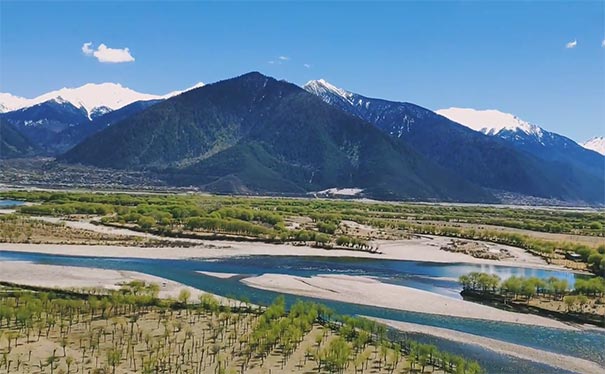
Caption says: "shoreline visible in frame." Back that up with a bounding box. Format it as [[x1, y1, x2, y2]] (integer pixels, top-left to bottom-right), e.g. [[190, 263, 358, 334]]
[[240, 273, 579, 330], [367, 317, 604, 374]]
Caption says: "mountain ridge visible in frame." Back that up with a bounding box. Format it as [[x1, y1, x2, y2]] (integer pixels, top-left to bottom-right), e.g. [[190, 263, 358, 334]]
[[60, 72, 495, 202], [0, 81, 204, 116]]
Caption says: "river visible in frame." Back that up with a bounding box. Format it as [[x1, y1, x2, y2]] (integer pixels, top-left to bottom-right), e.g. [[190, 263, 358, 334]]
[[0, 250, 602, 373]]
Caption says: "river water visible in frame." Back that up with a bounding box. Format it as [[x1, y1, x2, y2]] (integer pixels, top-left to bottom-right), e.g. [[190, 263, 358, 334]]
[[0, 199, 24, 207]]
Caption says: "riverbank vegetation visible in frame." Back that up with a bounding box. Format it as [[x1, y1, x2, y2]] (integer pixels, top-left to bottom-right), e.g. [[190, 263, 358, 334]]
[[0, 214, 196, 248], [458, 272, 605, 327], [1, 191, 603, 273], [0, 283, 482, 373]]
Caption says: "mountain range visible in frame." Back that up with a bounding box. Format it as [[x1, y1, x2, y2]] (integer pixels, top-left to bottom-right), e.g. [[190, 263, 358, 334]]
[[60, 72, 491, 202], [0, 82, 203, 155], [436, 108, 604, 179], [1, 72, 603, 204], [303, 80, 604, 204]]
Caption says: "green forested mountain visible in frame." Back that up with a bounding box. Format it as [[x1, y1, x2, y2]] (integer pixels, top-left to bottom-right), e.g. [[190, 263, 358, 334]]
[[61, 72, 493, 202]]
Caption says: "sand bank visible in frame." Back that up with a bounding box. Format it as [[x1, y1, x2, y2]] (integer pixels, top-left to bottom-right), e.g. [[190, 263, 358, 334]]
[[241, 273, 577, 330], [0, 261, 211, 301], [368, 317, 604, 374], [0, 235, 570, 272]]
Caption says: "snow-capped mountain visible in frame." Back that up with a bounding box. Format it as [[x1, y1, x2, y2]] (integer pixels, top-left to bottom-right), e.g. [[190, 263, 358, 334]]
[[582, 137, 605, 155], [436, 107, 604, 178], [304, 79, 605, 204], [0, 81, 204, 117], [28, 83, 162, 117], [0, 81, 204, 156], [436, 108, 544, 139], [0, 93, 31, 113], [304, 79, 354, 105]]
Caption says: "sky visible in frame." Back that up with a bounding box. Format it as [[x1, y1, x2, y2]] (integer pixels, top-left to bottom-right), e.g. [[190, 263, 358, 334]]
[[1, 1, 603, 142]]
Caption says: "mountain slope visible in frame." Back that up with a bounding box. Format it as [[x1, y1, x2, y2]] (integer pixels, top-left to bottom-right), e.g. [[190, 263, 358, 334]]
[[304, 80, 604, 204], [0, 122, 39, 158], [437, 108, 605, 178], [582, 137, 605, 155], [61, 72, 494, 202]]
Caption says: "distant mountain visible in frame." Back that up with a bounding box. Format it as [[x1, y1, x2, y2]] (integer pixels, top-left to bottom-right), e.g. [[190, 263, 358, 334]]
[[61, 72, 494, 202], [50, 99, 163, 154], [304, 79, 604, 204], [436, 108, 604, 178], [0, 98, 89, 153], [0, 82, 204, 156], [0, 82, 203, 117], [582, 136, 605, 155]]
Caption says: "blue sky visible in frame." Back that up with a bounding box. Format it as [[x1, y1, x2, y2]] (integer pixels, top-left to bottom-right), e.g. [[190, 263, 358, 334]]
[[1, 1, 603, 141]]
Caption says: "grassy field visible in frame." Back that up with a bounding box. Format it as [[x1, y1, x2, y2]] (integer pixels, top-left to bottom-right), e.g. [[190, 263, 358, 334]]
[[0, 283, 481, 374]]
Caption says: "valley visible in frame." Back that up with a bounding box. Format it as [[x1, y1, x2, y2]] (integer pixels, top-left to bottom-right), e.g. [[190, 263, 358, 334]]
[[2, 2, 603, 373]]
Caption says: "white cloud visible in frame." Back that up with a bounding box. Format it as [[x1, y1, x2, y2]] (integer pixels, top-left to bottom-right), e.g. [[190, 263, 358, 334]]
[[602, 39, 605, 48], [303, 63, 311, 68], [81, 42, 135, 63], [82, 42, 93, 56], [565, 39, 577, 49], [268, 56, 290, 65]]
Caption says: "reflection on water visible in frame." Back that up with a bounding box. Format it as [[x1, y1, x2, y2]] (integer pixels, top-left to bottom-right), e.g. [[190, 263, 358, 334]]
[[0, 250, 602, 373]]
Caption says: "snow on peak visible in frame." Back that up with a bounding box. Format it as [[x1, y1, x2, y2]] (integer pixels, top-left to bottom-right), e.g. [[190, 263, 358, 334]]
[[32, 82, 162, 115], [0, 92, 30, 113], [51, 96, 71, 105], [436, 107, 543, 137], [0, 81, 205, 117], [304, 79, 353, 101], [581, 136, 605, 155]]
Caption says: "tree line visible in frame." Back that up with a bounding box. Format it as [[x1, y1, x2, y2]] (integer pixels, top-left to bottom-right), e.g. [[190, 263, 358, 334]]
[[458, 272, 605, 314]]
